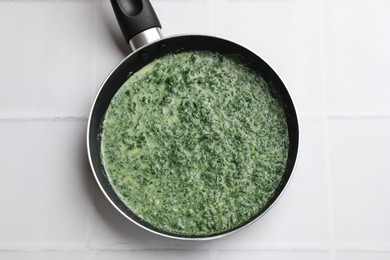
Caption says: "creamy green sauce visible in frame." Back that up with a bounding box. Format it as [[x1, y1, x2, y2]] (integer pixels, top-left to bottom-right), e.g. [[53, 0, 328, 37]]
[[101, 51, 289, 236]]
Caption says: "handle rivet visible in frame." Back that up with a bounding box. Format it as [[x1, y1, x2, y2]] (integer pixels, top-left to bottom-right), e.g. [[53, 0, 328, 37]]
[[139, 52, 148, 60], [158, 43, 167, 51]]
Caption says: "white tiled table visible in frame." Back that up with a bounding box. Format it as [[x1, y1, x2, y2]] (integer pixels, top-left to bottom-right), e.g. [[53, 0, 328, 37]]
[[0, 0, 389, 259]]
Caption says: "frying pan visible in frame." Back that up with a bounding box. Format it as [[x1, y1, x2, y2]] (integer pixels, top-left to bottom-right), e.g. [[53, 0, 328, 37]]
[[87, 0, 299, 240]]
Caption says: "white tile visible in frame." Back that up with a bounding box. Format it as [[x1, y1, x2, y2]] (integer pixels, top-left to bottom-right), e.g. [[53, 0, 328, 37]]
[[329, 118, 390, 248], [0, 2, 95, 118], [95, 0, 211, 93], [0, 252, 90, 260], [0, 120, 92, 247], [324, 0, 390, 115], [92, 250, 213, 260], [153, 0, 210, 36], [216, 250, 329, 260], [212, 0, 323, 116], [335, 251, 390, 260], [90, 119, 329, 249]]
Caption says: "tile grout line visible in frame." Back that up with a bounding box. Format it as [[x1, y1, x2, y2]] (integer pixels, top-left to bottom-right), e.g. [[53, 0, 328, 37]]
[[2, 245, 390, 253], [327, 114, 390, 119], [207, 0, 214, 36], [0, 246, 338, 253], [2, 0, 95, 2], [0, 116, 88, 121], [82, 0, 101, 251], [90, 0, 100, 114], [89, 243, 334, 251], [318, 0, 336, 258], [0, 247, 90, 252]]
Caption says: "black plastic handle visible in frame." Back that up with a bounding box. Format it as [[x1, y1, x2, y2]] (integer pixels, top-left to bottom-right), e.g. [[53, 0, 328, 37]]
[[110, 0, 161, 44]]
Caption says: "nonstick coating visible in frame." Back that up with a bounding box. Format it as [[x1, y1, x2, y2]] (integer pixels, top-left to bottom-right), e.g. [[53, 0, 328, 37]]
[[87, 35, 299, 240]]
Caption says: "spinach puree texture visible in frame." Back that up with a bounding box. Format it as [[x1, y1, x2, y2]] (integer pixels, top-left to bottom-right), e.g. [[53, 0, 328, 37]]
[[101, 51, 289, 236]]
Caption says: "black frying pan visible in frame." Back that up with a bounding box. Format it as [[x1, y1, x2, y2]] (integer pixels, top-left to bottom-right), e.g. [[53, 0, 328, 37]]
[[87, 0, 299, 240]]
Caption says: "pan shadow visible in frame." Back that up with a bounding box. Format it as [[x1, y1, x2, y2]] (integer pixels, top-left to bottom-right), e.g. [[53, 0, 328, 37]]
[[97, 1, 129, 57]]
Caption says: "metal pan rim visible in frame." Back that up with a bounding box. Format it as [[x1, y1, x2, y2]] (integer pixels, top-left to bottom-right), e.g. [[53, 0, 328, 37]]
[[87, 34, 300, 240]]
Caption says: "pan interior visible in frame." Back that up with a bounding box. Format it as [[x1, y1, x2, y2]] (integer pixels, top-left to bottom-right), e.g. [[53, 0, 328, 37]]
[[88, 35, 299, 239]]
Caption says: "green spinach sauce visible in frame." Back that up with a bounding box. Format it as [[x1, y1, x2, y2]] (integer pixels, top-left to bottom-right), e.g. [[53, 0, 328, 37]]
[[101, 51, 289, 236]]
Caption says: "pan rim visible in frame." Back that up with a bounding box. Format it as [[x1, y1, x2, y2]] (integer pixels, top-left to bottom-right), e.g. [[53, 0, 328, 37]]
[[86, 34, 300, 240]]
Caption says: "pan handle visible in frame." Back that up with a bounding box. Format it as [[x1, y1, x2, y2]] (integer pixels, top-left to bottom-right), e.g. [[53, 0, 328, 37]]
[[110, 0, 162, 49]]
